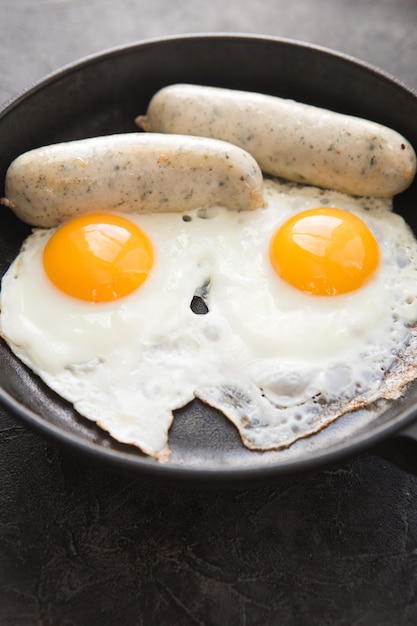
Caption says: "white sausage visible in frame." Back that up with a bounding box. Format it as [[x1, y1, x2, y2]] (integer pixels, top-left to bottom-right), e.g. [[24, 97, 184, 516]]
[[136, 84, 417, 198], [2, 132, 264, 227]]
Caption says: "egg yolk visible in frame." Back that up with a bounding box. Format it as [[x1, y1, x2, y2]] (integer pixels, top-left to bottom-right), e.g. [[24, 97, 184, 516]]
[[43, 213, 154, 302], [269, 207, 379, 296]]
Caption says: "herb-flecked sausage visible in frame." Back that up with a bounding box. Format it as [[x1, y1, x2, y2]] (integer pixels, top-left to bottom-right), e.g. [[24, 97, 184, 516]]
[[136, 84, 416, 198], [2, 133, 264, 227]]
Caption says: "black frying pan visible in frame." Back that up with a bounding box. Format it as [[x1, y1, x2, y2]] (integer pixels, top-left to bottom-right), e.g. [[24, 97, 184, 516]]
[[1, 33, 417, 484]]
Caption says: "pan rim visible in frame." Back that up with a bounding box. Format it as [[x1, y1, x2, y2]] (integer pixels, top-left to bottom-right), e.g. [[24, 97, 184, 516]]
[[1, 381, 417, 483], [1, 31, 416, 119]]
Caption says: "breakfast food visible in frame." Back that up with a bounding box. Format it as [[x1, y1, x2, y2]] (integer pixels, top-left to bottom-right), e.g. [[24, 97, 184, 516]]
[[1, 86, 417, 462], [136, 83, 417, 198], [1, 133, 263, 228], [2, 177, 417, 460]]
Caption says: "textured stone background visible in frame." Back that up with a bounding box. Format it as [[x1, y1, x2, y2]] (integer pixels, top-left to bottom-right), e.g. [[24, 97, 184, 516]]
[[1, 1, 417, 624]]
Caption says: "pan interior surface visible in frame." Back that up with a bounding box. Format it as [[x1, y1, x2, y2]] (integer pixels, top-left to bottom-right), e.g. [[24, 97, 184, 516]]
[[1, 34, 417, 480]]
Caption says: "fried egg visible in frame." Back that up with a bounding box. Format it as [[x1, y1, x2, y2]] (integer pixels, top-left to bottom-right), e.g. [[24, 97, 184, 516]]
[[2, 178, 417, 460]]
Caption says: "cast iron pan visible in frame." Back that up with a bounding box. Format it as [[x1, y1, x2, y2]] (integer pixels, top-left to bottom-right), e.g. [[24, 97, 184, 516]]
[[1, 33, 417, 484]]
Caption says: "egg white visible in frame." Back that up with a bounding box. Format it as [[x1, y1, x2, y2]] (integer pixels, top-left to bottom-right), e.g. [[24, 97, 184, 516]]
[[2, 178, 417, 459]]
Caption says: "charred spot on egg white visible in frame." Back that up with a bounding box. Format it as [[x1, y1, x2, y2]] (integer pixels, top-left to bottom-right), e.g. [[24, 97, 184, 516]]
[[190, 279, 210, 314]]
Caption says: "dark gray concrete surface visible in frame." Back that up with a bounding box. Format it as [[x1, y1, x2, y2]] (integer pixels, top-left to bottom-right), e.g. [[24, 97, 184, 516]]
[[1, 1, 417, 625], [1, 0, 417, 104]]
